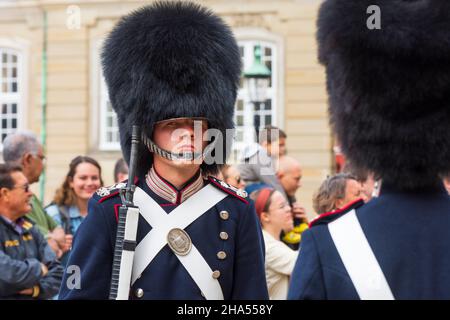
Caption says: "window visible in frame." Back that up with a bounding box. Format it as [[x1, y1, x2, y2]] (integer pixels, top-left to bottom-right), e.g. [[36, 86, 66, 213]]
[[92, 37, 120, 151], [0, 48, 21, 147], [232, 40, 278, 161], [99, 74, 120, 150]]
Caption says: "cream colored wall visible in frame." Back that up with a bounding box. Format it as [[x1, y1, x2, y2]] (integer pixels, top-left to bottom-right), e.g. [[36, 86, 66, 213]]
[[0, 0, 331, 217]]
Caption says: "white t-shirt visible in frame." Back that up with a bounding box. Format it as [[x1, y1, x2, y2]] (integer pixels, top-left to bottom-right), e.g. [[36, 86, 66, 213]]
[[262, 229, 299, 300]]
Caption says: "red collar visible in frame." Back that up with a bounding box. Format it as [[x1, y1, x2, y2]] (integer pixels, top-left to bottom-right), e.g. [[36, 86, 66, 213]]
[[309, 198, 365, 228], [145, 167, 204, 204]]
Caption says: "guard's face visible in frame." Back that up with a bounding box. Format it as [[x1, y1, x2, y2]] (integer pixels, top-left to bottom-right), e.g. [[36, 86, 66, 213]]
[[153, 118, 208, 164]]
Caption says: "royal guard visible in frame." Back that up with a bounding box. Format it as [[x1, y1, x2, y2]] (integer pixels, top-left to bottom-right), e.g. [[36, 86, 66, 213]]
[[59, 1, 268, 300], [289, 0, 450, 299]]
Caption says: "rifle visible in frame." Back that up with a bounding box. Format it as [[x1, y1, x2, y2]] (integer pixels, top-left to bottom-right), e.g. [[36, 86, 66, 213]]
[[109, 125, 141, 300]]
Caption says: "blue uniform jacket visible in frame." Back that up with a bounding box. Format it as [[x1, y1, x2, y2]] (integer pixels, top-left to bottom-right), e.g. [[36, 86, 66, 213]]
[[59, 176, 269, 300], [288, 184, 450, 300]]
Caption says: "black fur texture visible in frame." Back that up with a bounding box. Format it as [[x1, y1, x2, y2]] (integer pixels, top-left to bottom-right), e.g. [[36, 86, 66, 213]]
[[102, 1, 241, 177], [317, 0, 450, 190]]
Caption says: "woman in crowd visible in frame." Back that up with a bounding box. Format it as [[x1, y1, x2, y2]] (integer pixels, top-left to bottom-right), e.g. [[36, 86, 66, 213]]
[[46, 156, 103, 265], [312, 173, 363, 215], [251, 188, 298, 300]]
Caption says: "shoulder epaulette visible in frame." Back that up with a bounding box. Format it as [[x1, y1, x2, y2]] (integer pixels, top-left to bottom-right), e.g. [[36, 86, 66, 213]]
[[95, 177, 140, 203], [309, 198, 365, 228], [208, 176, 249, 204], [95, 182, 127, 203]]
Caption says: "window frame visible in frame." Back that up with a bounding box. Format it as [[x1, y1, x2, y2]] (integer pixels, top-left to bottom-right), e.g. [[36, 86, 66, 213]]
[[0, 39, 28, 152], [90, 37, 121, 152], [232, 28, 285, 161]]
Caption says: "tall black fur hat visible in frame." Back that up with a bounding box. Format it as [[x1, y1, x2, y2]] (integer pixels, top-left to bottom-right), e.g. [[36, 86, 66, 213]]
[[102, 1, 241, 177], [317, 0, 450, 190]]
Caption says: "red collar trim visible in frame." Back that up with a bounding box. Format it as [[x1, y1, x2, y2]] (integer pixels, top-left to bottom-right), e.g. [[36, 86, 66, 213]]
[[309, 198, 364, 228], [146, 167, 204, 204]]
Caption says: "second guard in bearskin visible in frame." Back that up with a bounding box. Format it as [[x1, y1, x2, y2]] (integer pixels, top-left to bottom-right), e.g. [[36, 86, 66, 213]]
[[288, 0, 450, 300], [59, 1, 268, 300]]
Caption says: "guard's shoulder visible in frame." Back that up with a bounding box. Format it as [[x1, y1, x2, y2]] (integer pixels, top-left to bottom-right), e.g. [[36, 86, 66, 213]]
[[207, 176, 249, 204], [309, 198, 365, 228], [93, 181, 127, 203]]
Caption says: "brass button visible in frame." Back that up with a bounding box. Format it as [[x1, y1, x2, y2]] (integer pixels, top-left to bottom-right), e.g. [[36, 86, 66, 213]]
[[135, 288, 144, 298], [219, 232, 229, 240], [217, 251, 227, 260], [220, 210, 229, 220], [212, 270, 221, 279]]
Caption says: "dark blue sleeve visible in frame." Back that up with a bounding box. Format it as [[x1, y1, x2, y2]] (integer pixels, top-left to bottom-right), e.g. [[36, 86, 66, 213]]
[[59, 198, 115, 300], [288, 229, 326, 300], [231, 201, 269, 300]]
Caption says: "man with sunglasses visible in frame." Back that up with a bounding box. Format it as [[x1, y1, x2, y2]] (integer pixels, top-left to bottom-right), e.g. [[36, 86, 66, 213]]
[[3, 131, 71, 259], [0, 164, 63, 299], [59, 2, 268, 300]]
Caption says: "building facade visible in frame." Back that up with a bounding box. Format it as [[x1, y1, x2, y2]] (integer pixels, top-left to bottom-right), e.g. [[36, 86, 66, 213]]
[[0, 0, 331, 216]]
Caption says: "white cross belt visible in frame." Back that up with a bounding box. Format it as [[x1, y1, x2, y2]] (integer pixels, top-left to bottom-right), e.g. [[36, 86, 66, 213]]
[[132, 184, 227, 300], [328, 210, 394, 300]]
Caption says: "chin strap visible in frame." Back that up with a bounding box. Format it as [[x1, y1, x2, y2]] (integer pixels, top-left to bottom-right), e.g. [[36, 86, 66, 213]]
[[141, 133, 216, 162]]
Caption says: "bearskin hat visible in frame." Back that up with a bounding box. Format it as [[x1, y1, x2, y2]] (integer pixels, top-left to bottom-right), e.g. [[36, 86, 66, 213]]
[[317, 0, 450, 190], [102, 1, 241, 177]]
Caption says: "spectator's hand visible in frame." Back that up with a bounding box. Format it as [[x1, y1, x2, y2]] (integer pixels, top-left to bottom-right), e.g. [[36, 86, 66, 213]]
[[62, 234, 73, 253], [18, 288, 33, 295], [40, 263, 49, 277], [292, 202, 309, 224], [47, 238, 63, 258], [51, 227, 66, 246], [18, 286, 40, 298]]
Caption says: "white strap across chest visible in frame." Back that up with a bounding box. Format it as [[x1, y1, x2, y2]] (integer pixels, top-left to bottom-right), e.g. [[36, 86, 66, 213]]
[[132, 184, 227, 300], [328, 210, 395, 300]]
